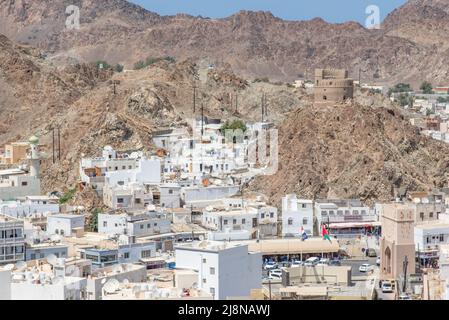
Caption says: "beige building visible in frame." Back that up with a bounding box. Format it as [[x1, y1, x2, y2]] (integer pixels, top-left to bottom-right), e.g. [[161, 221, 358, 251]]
[[0, 142, 29, 165], [380, 203, 416, 281], [314, 69, 354, 105]]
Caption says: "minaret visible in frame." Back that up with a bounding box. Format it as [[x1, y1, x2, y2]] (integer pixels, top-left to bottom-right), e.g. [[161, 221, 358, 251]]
[[28, 135, 40, 178]]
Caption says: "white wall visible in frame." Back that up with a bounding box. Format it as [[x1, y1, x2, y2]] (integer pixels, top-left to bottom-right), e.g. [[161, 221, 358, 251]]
[[11, 278, 87, 300], [47, 216, 85, 237], [0, 269, 11, 300], [175, 244, 261, 300], [282, 196, 314, 237]]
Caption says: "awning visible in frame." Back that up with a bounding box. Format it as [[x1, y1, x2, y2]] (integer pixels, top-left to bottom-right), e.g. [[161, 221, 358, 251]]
[[328, 221, 381, 229]]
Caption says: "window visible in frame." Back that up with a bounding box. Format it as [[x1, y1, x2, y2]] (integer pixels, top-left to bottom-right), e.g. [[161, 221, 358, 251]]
[[31, 253, 36, 260], [337, 210, 343, 216], [154, 223, 158, 227], [261, 213, 265, 219], [420, 212, 424, 221], [117, 198, 124, 204], [21, 181, 28, 186], [242, 219, 246, 224], [115, 223, 118, 227], [288, 218, 293, 226], [122, 166, 126, 170], [430, 212, 434, 219], [322, 211, 328, 216], [233, 219, 237, 225], [129, 166, 132, 169], [103, 221, 107, 227], [169, 189, 173, 194], [210, 287, 215, 296], [353, 210, 359, 215], [224, 220, 228, 225], [135, 199, 141, 204], [440, 234, 444, 242], [426, 236, 431, 244], [203, 278, 207, 284], [329, 211, 335, 215], [210, 267, 215, 275], [202, 258, 207, 263], [345, 210, 350, 216], [115, 166, 118, 170], [140, 224, 144, 229], [124, 252, 130, 259], [270, 212, 274, 218], [302, 203, 307, 208], [303, 218, 308, 225], [141, 250, 152, 258], [147, 224, 151, 228]]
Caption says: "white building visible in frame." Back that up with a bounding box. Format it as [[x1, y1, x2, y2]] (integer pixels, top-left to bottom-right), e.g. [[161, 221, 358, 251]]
[[281, 194, 314, 237], [182, 185, 240, 209], [47, 214, 85, 237], [202, 197, 278, 240], [80, 146, 160, 194], [0, 214, 25, 264], [0, 168, 41, 201], [175, 241, 261, 300], [0, 196, 59, 219], [414, 221, 449, 257], [315, 199, 377, 236], [98, 210, 171, 237]]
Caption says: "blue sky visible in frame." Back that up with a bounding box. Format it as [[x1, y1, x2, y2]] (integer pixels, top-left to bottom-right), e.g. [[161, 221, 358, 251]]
[[129, 0, 407, 23]]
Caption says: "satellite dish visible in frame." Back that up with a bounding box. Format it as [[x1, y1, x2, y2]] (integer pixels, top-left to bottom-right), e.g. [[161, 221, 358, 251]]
[[101, 278, 107, 284], [65, 265, 77, 276], [132, 286, 141, 295], [192, 282, 198, 290], [112, 265, 123, 274], [3, 264, 15, 271], [52, 276, 65, 285], [103, 279, 120, 294], [46, 254, 58, 266], [122, 278, 129, 284], [50, 234, 62, 243], [15, 261, 27, 272]]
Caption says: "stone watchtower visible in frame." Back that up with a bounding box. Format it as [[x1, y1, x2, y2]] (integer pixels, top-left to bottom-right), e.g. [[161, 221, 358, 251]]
[[314, 69, 354, 105], [379, 203, 416, 281]]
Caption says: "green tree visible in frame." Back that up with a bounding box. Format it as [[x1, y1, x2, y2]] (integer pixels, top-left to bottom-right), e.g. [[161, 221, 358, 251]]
[[89, 208, 102, 232], [134, 60, 146, 70], [388, 83, 412, 97], [95, 60, 111, 70], [420, 81, 433, 94], [220, 119, 247, 134], [59, 188, 77, 204], [114, 64, 124, 73]]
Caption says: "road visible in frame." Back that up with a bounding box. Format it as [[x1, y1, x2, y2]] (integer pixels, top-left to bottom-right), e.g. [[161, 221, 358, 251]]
[[341, 257, 378, 277], [375, 288, 396, 300]]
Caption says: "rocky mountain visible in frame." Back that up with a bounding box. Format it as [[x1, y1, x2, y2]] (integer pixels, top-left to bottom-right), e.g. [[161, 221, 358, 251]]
[[249, 91, 449, 205], [1, 0, 449, 85], [0, 33, 302, 193]]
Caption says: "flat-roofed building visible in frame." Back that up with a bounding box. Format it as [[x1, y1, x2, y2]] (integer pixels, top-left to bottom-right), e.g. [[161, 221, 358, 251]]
[[0, 214, 25, 264], [175, 240, 262, 300]]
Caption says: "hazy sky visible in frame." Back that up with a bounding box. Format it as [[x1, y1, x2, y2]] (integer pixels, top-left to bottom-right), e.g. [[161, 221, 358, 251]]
[[129, 0, 407, 24]]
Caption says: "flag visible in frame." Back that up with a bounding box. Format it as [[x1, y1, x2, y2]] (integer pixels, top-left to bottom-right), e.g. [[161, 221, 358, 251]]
[[301, 227, 308, 241], [322, 224, 332, 243]]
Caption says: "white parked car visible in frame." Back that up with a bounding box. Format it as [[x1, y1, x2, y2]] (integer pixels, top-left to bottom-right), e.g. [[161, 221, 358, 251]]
[[264, 262, 278, 270], [317, 258, 330, 266], [304, 257, 320, 267], [376, 257, 381, 266], [358, 264, 374, 273], [269, 269, 283, 279], [291, 260, 303, 267], [381, 282, 394, 293], [398, 293, 412, 300]]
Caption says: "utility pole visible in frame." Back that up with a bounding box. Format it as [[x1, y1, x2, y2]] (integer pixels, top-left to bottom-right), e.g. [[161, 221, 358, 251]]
[[193, 85, 197, 113], [57, 126, 61, 161], [403, 255, 409, 294], [235, 91, 238, 113], [201, 102, 204, 137], [261, 95, 265, 123], [52, 128, 55, 164]]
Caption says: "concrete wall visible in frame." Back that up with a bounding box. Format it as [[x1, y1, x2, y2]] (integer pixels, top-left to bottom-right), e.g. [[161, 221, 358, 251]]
[[0, 269, 11, 300], [25, 245, 68, 261], [87, 265, 147, 300], [0, 176, 41, 200], [11, 278, 87, 300], [283, 266, 352, 286], [47, 215, 85, 237]]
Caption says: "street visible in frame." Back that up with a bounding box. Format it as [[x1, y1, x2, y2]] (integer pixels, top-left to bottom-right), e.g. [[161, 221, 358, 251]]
[[340, 257, 378, 277]]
